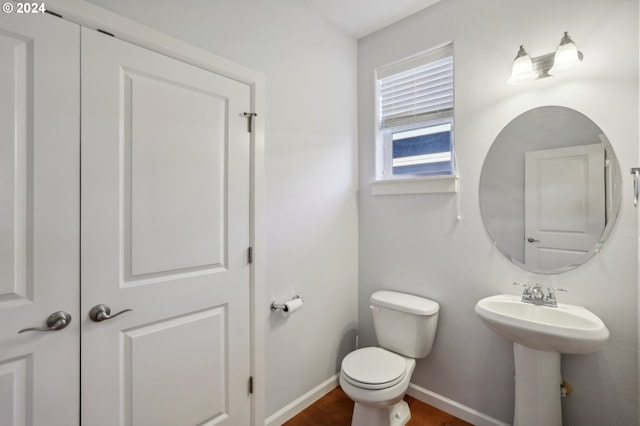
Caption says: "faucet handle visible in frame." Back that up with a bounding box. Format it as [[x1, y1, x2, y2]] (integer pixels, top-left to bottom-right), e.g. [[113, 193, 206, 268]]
[[513, 282, 532, 296], [546, 287, 567, 301]]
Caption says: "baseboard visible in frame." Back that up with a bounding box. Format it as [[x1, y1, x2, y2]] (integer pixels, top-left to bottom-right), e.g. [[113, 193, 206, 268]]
[[407, 383, 511, 426], [264, 374, 339, 426], [263, 376, 509, 426]]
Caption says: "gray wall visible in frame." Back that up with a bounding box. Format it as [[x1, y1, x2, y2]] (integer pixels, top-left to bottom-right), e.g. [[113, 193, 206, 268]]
[[84, 0, 359, 419], [358, 0, 638, 425]]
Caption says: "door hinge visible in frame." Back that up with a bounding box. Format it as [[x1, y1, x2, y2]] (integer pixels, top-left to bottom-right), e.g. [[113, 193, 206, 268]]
[[243, 112, 257, 133], [247, 246, 253, 264], [248, 376, 254, 394]]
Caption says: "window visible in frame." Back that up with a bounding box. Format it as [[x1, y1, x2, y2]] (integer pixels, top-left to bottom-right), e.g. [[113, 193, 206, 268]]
[[376, 44, 454, 182]]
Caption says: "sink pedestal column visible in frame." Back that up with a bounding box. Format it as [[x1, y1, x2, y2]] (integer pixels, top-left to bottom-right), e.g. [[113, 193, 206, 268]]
[[513, 343, 562, 426]]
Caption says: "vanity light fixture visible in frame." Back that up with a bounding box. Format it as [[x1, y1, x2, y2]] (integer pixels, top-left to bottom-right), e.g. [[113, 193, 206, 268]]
[[508, 31, 583, 85]]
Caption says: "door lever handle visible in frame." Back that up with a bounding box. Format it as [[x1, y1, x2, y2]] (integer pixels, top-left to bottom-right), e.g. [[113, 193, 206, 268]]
[[89, 304, 133, 322], [18, 311, 72, 333], [526, 237, 540, 243]]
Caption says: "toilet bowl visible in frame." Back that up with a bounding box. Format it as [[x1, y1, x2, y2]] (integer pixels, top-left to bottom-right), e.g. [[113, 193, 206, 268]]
[[340, 347, 416, 426], [339, 291, 439, 426]]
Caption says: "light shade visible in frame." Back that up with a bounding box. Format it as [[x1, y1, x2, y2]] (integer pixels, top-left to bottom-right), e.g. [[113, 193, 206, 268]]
[[548, 32, 583, 75], [508, 46, 538, 85]]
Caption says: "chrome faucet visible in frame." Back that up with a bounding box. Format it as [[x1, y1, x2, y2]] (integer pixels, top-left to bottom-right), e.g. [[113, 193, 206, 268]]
[[513, 282, 567, 307]]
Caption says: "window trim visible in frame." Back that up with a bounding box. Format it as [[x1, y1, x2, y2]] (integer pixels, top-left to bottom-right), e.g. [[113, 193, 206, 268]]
[[371, 175, 458, 195]]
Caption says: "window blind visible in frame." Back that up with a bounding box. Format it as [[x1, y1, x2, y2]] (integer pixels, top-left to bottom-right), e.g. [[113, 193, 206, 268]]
[[378, 46, 453, 129]]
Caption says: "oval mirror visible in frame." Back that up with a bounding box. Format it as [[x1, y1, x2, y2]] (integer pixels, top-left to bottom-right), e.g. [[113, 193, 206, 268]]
[[479, 106, 621, 274]]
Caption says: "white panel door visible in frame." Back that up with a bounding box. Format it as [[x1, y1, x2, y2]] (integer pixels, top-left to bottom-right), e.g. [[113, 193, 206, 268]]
[[81, 28, 251, 426], [0, 12, 80, 426], [524, 144, 605, 270]]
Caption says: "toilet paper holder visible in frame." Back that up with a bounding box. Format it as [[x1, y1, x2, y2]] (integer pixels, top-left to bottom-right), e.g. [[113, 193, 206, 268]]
[[271, 295, 302, 312]]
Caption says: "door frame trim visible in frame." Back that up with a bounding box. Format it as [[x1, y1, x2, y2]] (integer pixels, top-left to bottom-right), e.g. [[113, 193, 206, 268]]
[[44, 1, 266, 424]]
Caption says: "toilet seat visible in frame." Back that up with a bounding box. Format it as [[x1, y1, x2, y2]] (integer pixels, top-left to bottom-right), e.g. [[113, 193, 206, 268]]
[[341, 347, 407, 390]]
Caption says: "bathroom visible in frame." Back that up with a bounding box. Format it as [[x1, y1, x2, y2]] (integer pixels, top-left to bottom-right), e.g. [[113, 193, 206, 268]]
[[0, 0, 637, 425]]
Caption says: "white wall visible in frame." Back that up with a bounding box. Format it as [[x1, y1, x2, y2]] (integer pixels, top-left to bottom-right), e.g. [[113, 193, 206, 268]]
[[84, 0, 359, 420], [358, 0, 638, 425]]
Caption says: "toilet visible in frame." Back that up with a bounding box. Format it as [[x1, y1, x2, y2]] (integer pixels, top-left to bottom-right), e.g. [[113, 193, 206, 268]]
[[339, 290, 439, 426]]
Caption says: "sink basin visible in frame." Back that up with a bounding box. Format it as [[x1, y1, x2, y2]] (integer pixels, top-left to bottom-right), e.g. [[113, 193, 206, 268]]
[[475, 294, 609, 354]]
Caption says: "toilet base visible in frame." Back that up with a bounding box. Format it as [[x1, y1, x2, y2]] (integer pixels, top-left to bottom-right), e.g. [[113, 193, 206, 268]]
[[351, 399, 410, 426]]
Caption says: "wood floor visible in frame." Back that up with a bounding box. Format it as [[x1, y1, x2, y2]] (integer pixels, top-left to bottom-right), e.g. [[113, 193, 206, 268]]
[[283, 386, 473, 426]]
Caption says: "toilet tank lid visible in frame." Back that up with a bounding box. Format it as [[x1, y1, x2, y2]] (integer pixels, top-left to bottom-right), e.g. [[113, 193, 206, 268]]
[[370, 291, 439, 315]]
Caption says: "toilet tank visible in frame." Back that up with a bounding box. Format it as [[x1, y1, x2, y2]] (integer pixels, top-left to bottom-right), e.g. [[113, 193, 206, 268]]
[[370, 291, 439, 359]]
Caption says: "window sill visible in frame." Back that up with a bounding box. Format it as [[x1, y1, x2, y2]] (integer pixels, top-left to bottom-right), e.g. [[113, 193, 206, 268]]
[[371, 175, 458, 195]]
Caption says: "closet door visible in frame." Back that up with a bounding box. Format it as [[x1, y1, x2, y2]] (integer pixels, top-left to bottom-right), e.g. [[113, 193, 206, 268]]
[[0, 12, 80, 426], [81, 28, 252, 426]]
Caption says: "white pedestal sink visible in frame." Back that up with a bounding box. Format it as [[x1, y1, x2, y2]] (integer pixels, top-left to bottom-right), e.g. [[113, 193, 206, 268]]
[[475, 294, 609, 426]]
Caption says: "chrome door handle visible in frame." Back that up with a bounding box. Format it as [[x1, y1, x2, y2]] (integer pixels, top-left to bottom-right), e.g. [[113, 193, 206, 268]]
[[527, 237, 540, 243], [89, 304, 133, 322], [18, 311, 72, 334]]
